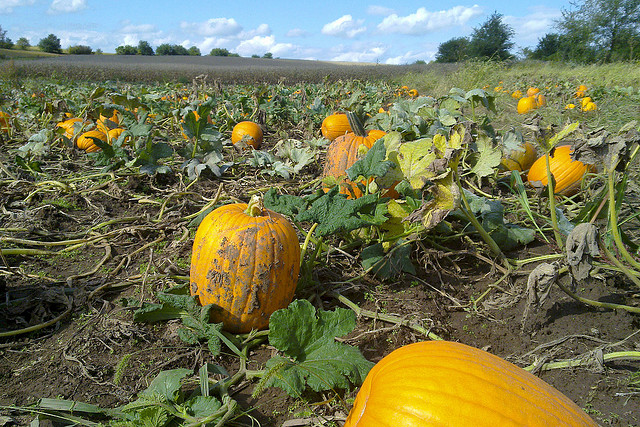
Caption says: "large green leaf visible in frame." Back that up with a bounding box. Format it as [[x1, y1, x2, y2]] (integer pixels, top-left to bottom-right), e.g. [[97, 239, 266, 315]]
[[259, 300, 374, 397]]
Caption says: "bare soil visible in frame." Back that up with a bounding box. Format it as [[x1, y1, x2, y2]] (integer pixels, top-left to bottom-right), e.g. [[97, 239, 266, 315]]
[[0, 139, 639, 426]]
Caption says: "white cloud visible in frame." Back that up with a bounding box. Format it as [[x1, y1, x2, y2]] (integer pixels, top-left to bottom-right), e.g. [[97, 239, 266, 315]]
[[180, 17, 242, 37], [236, 35, 275, 56], [239, 23, 271, 38], [377, 5, 483, 35], [367, 5, 395, 16], [286, 28, 309, 38], [329, 43, 387, 63], [505, 6, 563, 46], [322, 15, 366, 38], [0, 0, 35, 14], [119, 21, 157, 34], [48, 0, 86, 14]]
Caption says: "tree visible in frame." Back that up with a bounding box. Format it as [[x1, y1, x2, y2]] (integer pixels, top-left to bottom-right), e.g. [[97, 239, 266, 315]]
[[156, 43, 189, 55], [15, 37, 30, 50], [435, 37, 469, 62], [115, 44, 138, 55], [529, 33, 563, 60], [210, 47, 230, 56], [556, 0, 640, 62], [0, 25, 13, 49], [187, 46, 201, 56], [262, 52, 273, 59], [38, 34, 62, 53], [138, 40, 154, 55], [68, 45, 92, 54], [467, 12, 515, 60]]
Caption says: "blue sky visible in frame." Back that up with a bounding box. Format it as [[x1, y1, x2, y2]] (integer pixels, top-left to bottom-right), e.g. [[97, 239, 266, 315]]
[[2, 1, 574, 63]]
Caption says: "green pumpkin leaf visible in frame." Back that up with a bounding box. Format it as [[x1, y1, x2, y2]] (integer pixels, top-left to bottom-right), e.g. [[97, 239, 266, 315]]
[[361, 241, 416, 279], [346, 138, 395, 181], [138, 368, 192, 401], [294, 186, 384, 236], [470, 134, 502, 179], [258, 299, 373, 397]]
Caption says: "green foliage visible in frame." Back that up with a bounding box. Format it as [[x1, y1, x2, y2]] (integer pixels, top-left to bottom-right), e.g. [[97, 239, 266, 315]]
[[115, 44, 138, 55], [0, 25, 13, 49], [38, 34, 61, 54], [137, 40, 154, 56], [467, 12, 515, 61], [256, 299, 374, 397], [156, 43, 190, 56], [435, 37, 469, 63], [68, 45, 92, 55]]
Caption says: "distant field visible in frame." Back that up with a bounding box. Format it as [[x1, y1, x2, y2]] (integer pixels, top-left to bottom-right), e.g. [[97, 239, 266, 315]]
[[0, 53, 442, 84]]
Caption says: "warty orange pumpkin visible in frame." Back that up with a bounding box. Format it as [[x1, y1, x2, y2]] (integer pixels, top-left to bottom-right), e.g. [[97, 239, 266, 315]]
[[344, 341, 598, 427], [527, 145, 594, 195], [231, 120, 263, 149], [321, 112, 386, 198], [190, 194, 300, 333], [321, 112, 352, 141]]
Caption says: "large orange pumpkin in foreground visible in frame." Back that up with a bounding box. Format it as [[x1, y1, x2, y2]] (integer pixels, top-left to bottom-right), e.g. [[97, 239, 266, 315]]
[[527, 145, 594, 195], [321, 112, 352, 141], [231, 120, 263, 149], [321, 112, 386, 198], [344, 341, 597, 427], [190, 194, 300, 333]]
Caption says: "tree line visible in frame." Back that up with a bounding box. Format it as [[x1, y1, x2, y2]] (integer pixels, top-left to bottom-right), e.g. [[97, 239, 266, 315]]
[[435, 0, 640, 63]]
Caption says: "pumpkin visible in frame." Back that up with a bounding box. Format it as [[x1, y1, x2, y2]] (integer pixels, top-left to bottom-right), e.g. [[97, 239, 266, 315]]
[[535, 93, 546, 107], [575, 84, 588, 98], [76, 130, 107, 153], [107, 128, 129, 144], [231, 120, 263, 149], [56, 117, 89, 140], [97, 110, 120, 133], [500, 141, 538, 172], [321, 112, 387, 199], [321, 113, 352, 141], [511, 90, 523, 99], [344, 341, 598, 427], [527, 145, 594, 195], [580, 97, 592, 109], [526, 86, 540, 97], [516, 96, 537, 114], [0, 111, 10, 133], [582, 101, 597, 112], [408, 89, 419, 98], [189, 194, 301, 333]]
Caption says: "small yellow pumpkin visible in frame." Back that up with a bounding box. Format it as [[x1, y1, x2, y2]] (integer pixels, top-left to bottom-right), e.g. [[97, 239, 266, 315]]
[[535, 93, 546, 107], [344, 341, 598, 427], [231, 120, 263, 149], [527, 145, 594, 195], [517, 96, 538, 114], [526, 87, 540, 97]]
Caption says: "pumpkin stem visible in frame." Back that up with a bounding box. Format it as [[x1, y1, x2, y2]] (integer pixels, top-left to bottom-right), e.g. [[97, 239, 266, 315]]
[[245, 194, 265, 217], [346, 111, 367, 137]]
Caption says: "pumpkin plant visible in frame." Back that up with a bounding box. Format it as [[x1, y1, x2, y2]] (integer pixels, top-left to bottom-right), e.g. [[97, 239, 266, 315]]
[[344, 341, 598, 427], [189, 194, 301, 333], [321, 111, 386, 198]]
